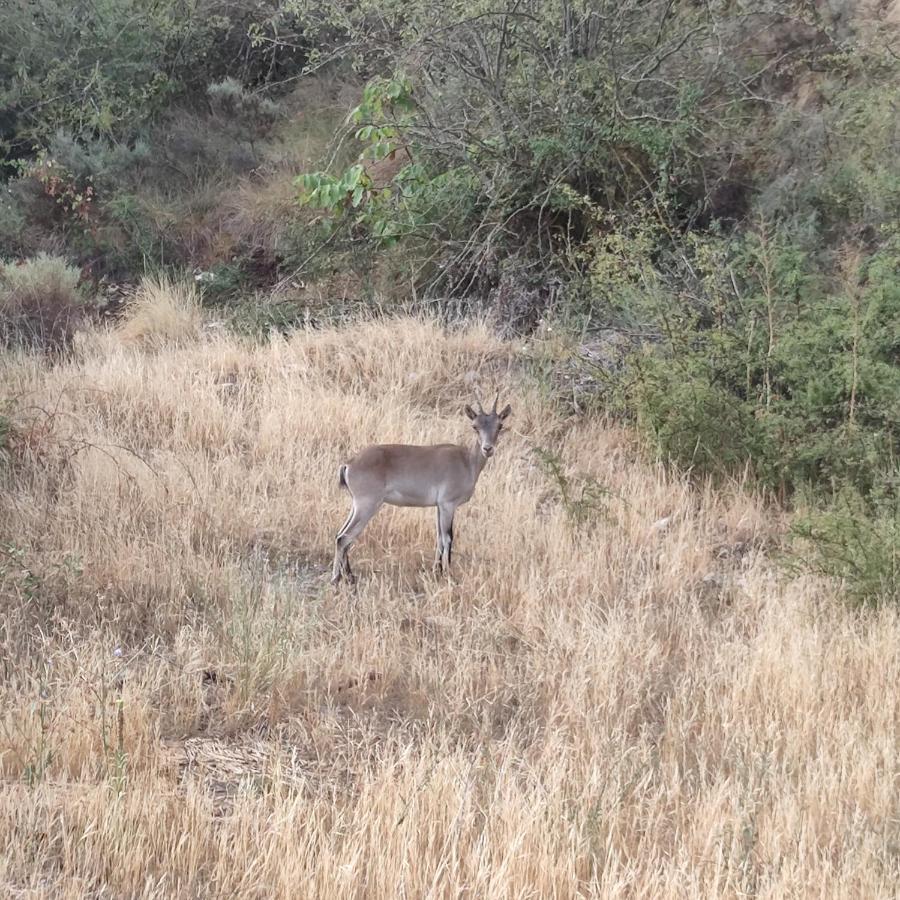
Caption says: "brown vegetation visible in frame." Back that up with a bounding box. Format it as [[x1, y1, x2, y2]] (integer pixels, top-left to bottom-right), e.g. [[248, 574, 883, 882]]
[[0, 254, 94, 350], [0, 295, 898, 897]]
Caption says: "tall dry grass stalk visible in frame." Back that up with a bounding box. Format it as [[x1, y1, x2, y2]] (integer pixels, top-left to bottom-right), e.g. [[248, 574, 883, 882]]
[[0, 315, 898, 898], [115, 276, 203, 348]]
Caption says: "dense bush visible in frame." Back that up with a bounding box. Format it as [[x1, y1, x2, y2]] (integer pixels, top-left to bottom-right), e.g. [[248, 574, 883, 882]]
[[608, 224, 900, 495], [293, 1, 820, 293], [0, 1, 316, 273], [0, 94, 295, 277]]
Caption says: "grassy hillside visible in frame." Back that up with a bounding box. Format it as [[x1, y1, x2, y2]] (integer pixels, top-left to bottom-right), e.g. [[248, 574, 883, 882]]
[[1, 294, 898, 896], [2, 3, 899, 895]]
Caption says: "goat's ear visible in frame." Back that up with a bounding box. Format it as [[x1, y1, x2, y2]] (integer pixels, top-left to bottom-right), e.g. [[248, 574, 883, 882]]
[[498, 404, 512, 420], [464, 405, 478, 420]]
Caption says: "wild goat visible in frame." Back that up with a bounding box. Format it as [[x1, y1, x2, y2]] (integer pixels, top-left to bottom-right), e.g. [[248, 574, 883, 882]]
[[331, 395, 512, 585]]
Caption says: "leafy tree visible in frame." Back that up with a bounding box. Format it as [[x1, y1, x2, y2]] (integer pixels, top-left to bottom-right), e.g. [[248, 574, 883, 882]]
[[291, 0, 824, 293]]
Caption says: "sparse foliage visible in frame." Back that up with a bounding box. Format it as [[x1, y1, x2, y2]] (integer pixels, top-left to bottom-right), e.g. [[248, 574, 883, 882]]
[[534, 446, 613, 525]]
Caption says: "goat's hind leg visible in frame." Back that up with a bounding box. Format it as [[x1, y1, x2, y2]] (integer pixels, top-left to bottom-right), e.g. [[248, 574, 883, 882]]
[[331, 498, 380, 586], [331, 501, 355, 585], [433, 506, 444, 572]]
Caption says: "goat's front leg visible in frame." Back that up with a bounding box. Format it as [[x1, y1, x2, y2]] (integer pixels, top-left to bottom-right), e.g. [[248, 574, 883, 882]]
[[437, 503, 456, 574]]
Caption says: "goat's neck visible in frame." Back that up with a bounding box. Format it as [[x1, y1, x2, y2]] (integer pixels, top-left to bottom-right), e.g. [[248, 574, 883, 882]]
[[467, 437, 490, 483]]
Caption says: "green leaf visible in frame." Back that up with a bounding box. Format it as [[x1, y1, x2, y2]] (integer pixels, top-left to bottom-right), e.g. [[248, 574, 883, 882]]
[[370, 142, 392, 161], [343, 164, 364, 190]]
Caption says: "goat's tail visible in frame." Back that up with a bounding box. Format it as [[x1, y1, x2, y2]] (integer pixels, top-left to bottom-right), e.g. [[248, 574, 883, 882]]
[[338, 464, 349, 490]]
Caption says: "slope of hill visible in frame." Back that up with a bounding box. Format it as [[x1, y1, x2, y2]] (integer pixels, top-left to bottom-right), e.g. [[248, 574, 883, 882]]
[[1, 298, 897, 897]]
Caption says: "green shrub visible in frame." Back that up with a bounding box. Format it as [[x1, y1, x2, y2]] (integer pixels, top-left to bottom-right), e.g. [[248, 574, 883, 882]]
[[196, 263, 253, 304], [0, 254, 95, 349], [630, 353, 770, 480], [207, 79, 280, 128], [45, 132, 150, 192], [225, 293, 308, 337], [794, 490, 899, 606], [610, 212, 899, 604]]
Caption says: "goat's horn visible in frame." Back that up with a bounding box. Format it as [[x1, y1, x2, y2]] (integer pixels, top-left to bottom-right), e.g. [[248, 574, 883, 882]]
[[473, 389, 485, 413], [492, 391, 500, 413]]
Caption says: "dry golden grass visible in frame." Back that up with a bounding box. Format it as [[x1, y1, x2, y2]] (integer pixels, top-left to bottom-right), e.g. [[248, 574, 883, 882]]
[[1, 310, 898, 898], [114, 277, 203, 348]]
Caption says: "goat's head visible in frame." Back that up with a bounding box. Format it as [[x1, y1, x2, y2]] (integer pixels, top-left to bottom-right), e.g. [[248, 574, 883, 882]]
[[464, 392, 512, 458]]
